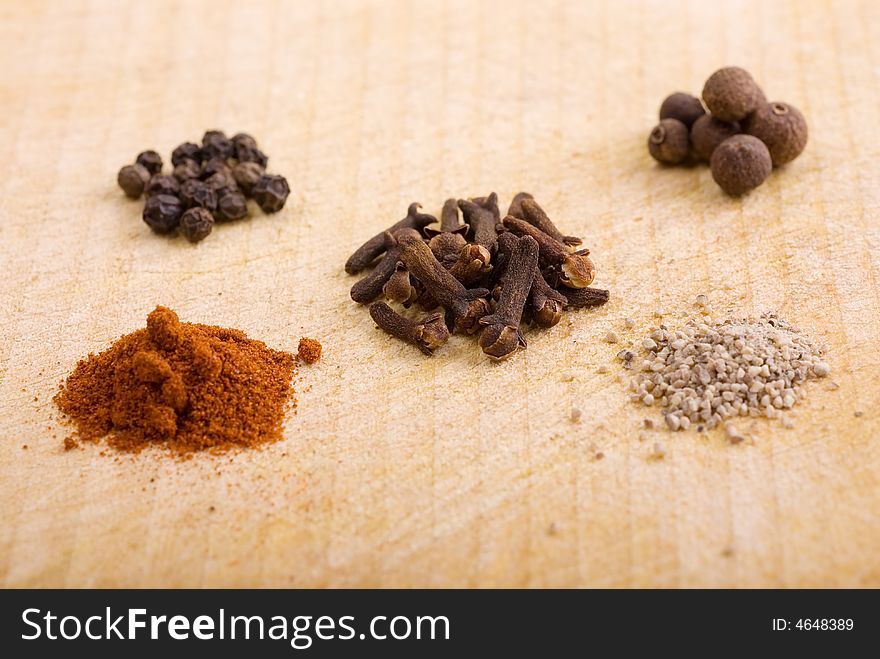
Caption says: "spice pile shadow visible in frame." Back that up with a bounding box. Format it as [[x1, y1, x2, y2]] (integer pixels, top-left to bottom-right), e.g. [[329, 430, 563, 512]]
[[53, 306, 318, 454], [649, 67, 808, 195], [117, 130, 291, 243], [345, 193, 610, 360]]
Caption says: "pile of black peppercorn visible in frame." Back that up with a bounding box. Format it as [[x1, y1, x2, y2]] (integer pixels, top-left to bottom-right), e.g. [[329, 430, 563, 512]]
[[345, 193, 609, 360], [648, 67, 808, 195], [117, 130, 291, 243]]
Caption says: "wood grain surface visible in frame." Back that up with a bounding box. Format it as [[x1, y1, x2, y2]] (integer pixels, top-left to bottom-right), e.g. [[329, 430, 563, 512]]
[[1, 0, 879, 588]]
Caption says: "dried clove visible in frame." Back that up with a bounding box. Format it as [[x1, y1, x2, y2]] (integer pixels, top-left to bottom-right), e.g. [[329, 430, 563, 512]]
[[350, 231, 407, 304], [345, 203, 437, 275], [520, 198, 582, 248], [447, 244, 492, 285], [502, 216, 595, 288], [396, 232, 489, 333], [560, 286, 610, 308], [479, 235, 539, 359], [497, 232, 566, 328], [347, 195, 608, 360], [426, 198, 469, 264], [506, 192, 533, 219], [368, 302, 450, 355], [458, 197, 499, 255], [383, 261, 417, 306], [469, 192, 501, 223]]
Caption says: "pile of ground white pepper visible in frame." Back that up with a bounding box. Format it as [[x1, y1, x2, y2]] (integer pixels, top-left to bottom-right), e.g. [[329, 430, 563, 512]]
[[618, 306, 829, 441]]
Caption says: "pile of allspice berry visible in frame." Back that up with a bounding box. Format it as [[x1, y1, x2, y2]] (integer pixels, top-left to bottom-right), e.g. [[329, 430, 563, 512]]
[[117, 130, 290, 243], [648, 67, 808, 195], [345, 193, 609, 360]]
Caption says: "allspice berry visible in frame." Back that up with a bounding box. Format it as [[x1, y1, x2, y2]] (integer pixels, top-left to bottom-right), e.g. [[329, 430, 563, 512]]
[[252, 174, 291, 213], [136, 150, 163, 176], [143, 194, 184, 233], [117, 164, 151, 199], [702, 67, 763, 122], [743, 101, 808, 166], [659, 92, 705, 128], [710, 135, 772, 195], [690, 114, 740, 161], [648, 118, 689, 165], [179, 207, 214, 243]]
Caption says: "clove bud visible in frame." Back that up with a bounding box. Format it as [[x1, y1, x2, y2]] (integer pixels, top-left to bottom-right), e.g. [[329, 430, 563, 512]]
[[345, 203, 437, 275], [502, 216, 595, 288], [396, 232, 490, 334], [369, 302, 450, 355], [479, 235, 539, 359]]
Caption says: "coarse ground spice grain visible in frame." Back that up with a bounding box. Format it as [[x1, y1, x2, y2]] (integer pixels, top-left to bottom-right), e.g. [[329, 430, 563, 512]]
[[297, 337, 322, 364], [54, 306, 298, 454], [623, 312, 830, 435]]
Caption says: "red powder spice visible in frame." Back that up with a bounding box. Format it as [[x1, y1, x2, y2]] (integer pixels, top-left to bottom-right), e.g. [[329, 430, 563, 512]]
[[54, 306, 297, 454], [297, 337, 322, 364]]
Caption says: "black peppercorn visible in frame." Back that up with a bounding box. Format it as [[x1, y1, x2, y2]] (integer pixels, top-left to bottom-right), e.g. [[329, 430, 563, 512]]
[[232, 133, 258, 152], [200, 157, 232, 180], [171, 142, 202, 167], [180, 179, 218, 212], [135, 150, 163, 176], [232, 134, 268, 167], [710, 135, 772, 195], [232, 161, 265, 197], [215, 191, 249, 222], [236, 145, 269, 167], [143, 194, 184, 233], [702, 67, 764, 123], [179, 207, 215, 243], [252, 174, 290, 213], [173, 158, 201, 182], [201, 130, 233, 160], [743, 101, 808, 166], [690, 114, 740, 161], [206, 171, 237, 196], [648, 118, 689, 165], [659, 92, 705, 128], [117, 164, 151, 199], [145, 174, 180, 197]]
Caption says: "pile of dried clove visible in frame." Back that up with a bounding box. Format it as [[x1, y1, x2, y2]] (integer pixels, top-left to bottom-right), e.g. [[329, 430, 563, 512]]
[[648, 67, 808, 195], [345, 193, 609, 360], [117, 130, 290, 243]]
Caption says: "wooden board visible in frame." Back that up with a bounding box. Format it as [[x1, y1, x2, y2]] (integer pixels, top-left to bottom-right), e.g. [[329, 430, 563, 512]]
[[1, 0, 879, 588]]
